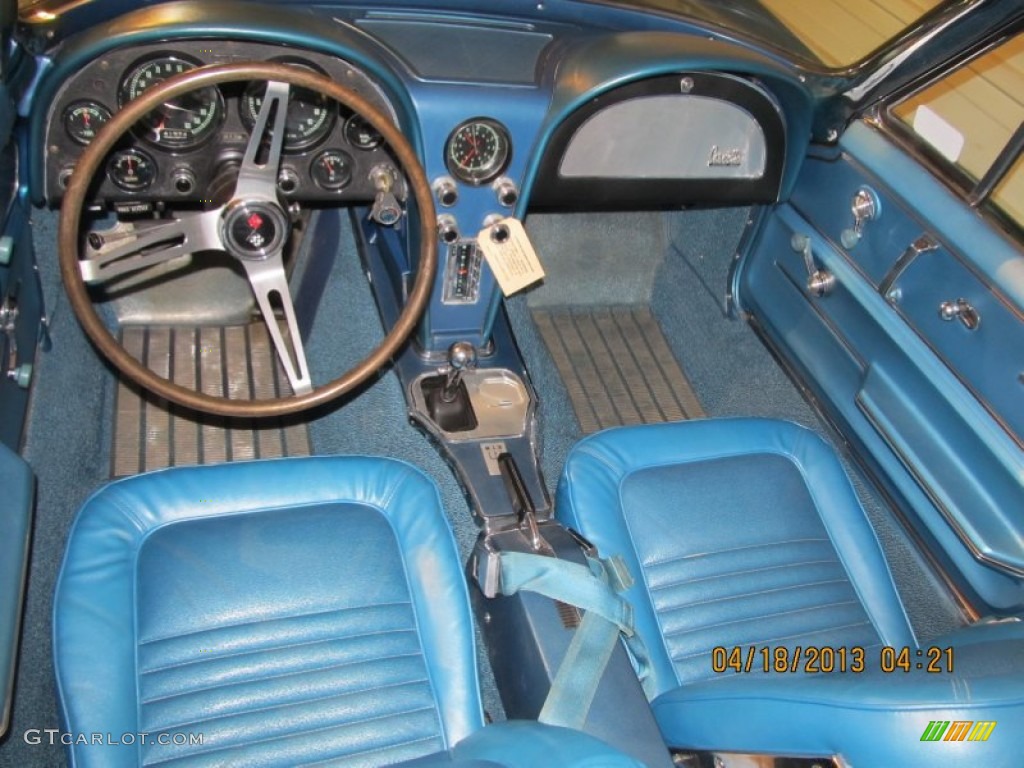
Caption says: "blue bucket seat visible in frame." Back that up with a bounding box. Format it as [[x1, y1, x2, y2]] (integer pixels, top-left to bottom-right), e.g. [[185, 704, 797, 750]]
[[556, 418, 1024, 766], [54, 456, 641, 767]]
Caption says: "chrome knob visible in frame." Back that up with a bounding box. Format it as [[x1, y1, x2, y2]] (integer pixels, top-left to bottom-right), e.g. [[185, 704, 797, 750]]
[[172, 167, 197, 195], [493, 177, 518, 208], [448, 341, 476, 373], [275, 167, 299, 195], [437, 215, 460, 244], [433, 176, 458, 207]]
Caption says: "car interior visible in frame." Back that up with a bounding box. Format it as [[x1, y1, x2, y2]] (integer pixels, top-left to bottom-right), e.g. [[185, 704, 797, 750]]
[[1, 0, 1023, 766]]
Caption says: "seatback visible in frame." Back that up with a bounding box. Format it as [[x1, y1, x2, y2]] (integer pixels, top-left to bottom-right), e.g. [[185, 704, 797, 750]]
[[554, 419, 1024, 765], [555, 418, 916, 697], [54, 456, 483, 767]]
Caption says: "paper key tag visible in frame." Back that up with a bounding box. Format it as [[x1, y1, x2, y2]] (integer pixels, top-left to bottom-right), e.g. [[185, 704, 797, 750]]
[[477, 217, 545, 296]]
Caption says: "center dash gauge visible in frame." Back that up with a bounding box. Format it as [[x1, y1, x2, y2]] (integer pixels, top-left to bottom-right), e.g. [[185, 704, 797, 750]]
[[444, 118, 511, 185]]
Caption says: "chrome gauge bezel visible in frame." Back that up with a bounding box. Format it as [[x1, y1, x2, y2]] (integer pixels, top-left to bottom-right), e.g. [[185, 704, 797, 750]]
[[239, 59, 337, 153], [118, 54, 224, 151], [444, 117, 512, 185], [106, 147, 157, 191], [311, 149, 355, 190], [62, 101, 113, 146], [344, 114, 384, 151]]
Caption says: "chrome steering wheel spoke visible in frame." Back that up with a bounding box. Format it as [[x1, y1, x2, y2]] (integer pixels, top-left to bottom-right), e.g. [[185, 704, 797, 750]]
[[236, 80, 290, 201], [80, 208, 223, 284], [240, 252, 312, 395]]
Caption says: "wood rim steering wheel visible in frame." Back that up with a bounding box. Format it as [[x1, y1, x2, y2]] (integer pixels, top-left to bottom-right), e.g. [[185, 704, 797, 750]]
[[58, 62, 437, 418]]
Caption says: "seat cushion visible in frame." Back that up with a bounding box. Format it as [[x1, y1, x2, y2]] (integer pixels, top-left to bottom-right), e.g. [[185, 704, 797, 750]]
[[651, 623, 1024, 765], [54, 456, 483, 768], [556, 418, 1024, 764], [556, 418, 915, 697]]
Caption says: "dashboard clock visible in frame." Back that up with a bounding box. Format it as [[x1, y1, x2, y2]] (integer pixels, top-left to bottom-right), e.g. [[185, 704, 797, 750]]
[[444, 118, 511, 185]]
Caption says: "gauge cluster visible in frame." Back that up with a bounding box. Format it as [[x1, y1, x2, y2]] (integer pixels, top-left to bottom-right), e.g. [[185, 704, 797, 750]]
[[43, 41, 399, 205]]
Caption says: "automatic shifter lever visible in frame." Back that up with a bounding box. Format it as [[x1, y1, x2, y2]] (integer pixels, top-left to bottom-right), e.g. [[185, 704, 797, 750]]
[[442, 341, 476, 402], [422, 341, 478, 432]]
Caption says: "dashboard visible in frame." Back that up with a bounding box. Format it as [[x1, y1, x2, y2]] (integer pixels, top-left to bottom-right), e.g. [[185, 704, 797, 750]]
[[29, 1, 814, 348], [43, 40, 399, 205]]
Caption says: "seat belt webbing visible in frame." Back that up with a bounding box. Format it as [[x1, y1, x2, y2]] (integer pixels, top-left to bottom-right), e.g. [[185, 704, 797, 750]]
[[497, 550, 649, 729]]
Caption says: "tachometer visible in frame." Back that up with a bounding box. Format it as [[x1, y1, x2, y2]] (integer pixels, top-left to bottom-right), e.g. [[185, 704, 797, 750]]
[[119, 55, 222, 150], [241, 63, 335, 152], [445, 118, 511, 185]]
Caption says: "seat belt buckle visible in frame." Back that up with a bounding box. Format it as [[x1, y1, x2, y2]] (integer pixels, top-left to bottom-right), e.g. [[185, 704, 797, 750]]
[[471, 538, 504, 599]]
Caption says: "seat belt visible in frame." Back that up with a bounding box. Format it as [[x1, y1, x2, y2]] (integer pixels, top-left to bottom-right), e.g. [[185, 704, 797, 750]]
[[495, 550, 652, 730]]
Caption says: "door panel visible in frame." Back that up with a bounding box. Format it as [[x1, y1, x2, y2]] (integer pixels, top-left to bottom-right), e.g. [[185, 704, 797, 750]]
[[738, 121, 1024, 612], [0, 0, 43, 450], [0, 200, 42, 450]]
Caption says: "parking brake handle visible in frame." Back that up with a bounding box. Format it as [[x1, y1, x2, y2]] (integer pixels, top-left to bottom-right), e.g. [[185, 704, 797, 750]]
[[498, 453, 552, 555]]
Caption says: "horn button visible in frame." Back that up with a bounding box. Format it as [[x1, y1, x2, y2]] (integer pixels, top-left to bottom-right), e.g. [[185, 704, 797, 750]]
[[222, 201, 289, 260]]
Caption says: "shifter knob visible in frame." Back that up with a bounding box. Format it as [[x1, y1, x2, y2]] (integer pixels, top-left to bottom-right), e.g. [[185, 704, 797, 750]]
[[443, 342, 477, 402], [448, 341, 477, 372]]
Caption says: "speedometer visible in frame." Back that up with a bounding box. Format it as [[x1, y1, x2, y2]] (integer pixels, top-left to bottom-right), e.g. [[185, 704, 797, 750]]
[[445, 118, 511, 185], [119, 55, 222, 150]]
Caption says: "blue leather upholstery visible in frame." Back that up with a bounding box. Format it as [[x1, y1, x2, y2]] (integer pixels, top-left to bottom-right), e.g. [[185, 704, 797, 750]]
[[557, 418, 1024, 765], [0, 441, 33, 736], [55, 457, 482, 767], [55, 456, 643, 768]]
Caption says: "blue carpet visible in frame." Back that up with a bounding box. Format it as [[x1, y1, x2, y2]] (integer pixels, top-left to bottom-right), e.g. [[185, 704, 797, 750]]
[[524, 212, 667, 308]]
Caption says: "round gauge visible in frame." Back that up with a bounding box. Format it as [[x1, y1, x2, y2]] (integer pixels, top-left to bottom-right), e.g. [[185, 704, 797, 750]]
[[311, 149, 354, 190], [344, 114, 383, 151], [445, 118, 511, 185], [107, 148, 156, 191], [119, 55, 222, 150], [241, 70, 335, 152], [63, 101, 112, 145]]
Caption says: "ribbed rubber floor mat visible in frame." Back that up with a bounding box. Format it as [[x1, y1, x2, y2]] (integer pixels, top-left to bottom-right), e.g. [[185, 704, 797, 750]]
[[112, 325, 311, 477], [532, 306, 704, 433]]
